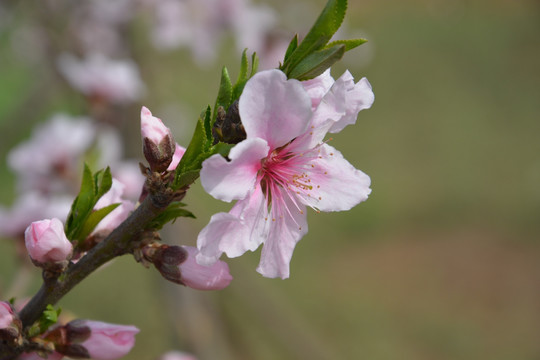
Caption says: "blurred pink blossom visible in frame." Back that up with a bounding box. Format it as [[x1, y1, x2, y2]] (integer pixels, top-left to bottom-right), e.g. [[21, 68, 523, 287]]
[[93, 179, 135, 234], [0, 192, 72, 239], [150, 0, 276, 63], [24, 218, 73, 263], [197, 69, 374, 278], [57, 53, 146, 104], [7, 114, 95, 194]]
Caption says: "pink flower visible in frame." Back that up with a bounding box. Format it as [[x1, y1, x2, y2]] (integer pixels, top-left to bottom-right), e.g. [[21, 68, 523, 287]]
[[79, 320, 139, 360], [141, 106, 176, 172], [57, 53, 145, 104], [24, 218, 72, 263], [179, 246, 233, 290], [197, 69, 373, 278], [0, 192, 72, 238], [0, 301, 14, 329]]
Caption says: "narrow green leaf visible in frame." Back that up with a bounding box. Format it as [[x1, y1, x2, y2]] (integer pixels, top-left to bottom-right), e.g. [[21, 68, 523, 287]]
[[203, 106, 212, 144], [325, 38, 367, 52], [148, 202, 196, 230], [213, 67, 233, 122], [283, 34, 298, 63], [96, 167, 113, 199], [66, 164, 95, 239], [77, 203, 120, 241], [281, 0, 347, 76], [174, 118, 207, 188], [250, 52, 259, 77], [289, 44, 346, 80], [233, 51, 259, 100], [237, 49, 249, 84]]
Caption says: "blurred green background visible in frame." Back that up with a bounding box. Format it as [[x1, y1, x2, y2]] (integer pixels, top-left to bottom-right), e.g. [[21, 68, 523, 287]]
[[1, 0, 539, 359]]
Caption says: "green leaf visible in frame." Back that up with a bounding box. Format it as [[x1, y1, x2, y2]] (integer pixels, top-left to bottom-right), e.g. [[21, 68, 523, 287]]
[[39, 305, 61, 334], [78, 203, 120, 239], [281, 0, 347, 76], [148, 202, 195, 230], [288, 44, 346, 80], [237, 49, 249, 85], [96, 167, 113, 200], [325, 38, 367, 52], [174, 117, 208, 188], [202, 106, 212, 144], [66, 164, 95, 239], [232, 51, 259, 100], [250, 52, 259, 77], [213, 67, 233, 122], [283, 34, 299, 64]]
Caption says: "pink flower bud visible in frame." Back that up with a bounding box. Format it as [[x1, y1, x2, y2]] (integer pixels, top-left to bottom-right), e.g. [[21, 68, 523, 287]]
[[78, 320, 139, 360], [0, 301, 14, 329], [179, 246, 233, 290], [0, 301, 22, 344], [24, 218, 72, 263], [150, 245, 232, 290], [141, 106, 175, 172]]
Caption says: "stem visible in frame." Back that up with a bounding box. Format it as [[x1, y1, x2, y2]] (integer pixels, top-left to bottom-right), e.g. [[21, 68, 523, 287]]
[[0, 193, 174, 360]]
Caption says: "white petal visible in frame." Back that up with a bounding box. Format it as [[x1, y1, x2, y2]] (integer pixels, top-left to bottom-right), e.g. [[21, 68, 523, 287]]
[[200, 138, 269, 202], [300, 144, 371, 212], [256, 194, 308, 279], [239, 69, 313, 149], [196, 185, 269, 265], [328, 74, 374, 133]]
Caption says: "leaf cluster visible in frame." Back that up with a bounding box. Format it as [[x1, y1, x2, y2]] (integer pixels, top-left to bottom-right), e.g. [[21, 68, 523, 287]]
[[280, 0, 366, 80], [65, 165, 119, 245], [172, 51, 258, 189]]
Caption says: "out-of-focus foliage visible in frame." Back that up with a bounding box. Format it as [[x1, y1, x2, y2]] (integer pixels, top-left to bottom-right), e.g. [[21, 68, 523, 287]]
[[1, 0, 539, 359]]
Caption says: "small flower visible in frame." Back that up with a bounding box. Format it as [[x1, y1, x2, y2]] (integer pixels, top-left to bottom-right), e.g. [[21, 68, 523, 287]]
[[197, 69, 374, 279], [76, 320, 139, 360], [141, 106, 176, 172], [24, 218, 72, 264]]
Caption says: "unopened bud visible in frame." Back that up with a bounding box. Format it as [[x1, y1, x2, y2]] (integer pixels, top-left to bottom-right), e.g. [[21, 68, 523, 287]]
[[0, 301, 22, 344], [77, 320, 139, 360], [212, 100, 246, 144], [141, 106, 175, 173], [150, 245, 232, 290], [24, 218, 73, 264]]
